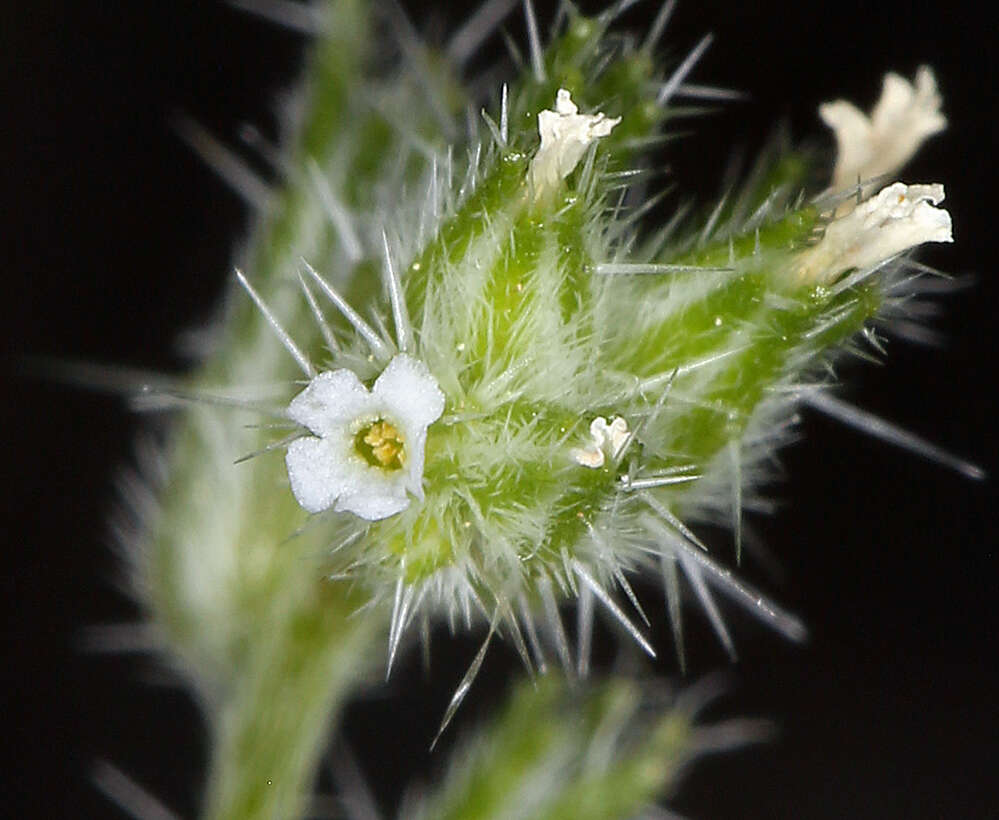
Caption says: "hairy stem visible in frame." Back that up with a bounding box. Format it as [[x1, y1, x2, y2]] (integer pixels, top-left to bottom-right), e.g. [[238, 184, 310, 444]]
[[203, 582, 381, 820]]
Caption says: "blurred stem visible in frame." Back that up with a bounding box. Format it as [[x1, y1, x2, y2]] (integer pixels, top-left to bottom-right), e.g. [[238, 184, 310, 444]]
[[140, 3, 390, 817], [195, 4, 382, 817], [203, 583, 381, 820]]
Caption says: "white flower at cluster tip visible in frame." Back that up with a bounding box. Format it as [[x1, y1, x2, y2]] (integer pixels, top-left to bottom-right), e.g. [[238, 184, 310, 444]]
[[285, 354, 445, 521], [820, 66, 946, 192], [571, 416, 629, 468], [796, 182, 952, 284], [529, 89, 621, 199]]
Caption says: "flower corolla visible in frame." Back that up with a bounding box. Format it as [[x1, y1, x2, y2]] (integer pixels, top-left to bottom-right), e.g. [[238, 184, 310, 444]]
[[529, 89, 621, 199], [285, 354, 445, 520], [795, 182, 952, 284], [820, 66, 946, 192]]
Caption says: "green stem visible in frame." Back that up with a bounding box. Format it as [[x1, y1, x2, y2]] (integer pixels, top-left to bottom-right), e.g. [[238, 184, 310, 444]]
[[203, 582, 383, 820], [138, 4, 396, 818]]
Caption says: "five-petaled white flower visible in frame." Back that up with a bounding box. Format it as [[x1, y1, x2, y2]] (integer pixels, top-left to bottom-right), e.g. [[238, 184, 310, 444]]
[[820, 66, 946, 193], [529, 88, 621, 200], [795, 182, 952, 285], [571, 416, 630, 468], [285, 354, 445, 521]]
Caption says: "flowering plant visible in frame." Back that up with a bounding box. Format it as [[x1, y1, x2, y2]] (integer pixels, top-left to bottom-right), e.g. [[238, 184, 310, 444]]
[[79, 2, 978, 818]]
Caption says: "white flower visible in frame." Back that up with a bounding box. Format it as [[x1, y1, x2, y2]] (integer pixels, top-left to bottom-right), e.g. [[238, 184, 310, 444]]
[[285, 354, 445, 520], [820, 66, 946, 192], [571, 416, 630, 468], [528, 89, 621, 200], [795, 182, 952, 284]]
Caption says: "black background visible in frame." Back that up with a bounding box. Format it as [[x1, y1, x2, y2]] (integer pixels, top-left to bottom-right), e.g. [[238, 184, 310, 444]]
[[4, 1, 997, 817]]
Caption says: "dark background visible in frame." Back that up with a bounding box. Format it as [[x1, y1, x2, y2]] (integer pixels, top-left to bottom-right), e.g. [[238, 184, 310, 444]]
[[4, 1, 997, 817]]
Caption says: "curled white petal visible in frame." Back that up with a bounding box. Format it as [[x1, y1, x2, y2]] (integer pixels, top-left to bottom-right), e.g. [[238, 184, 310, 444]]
[[795, 182, 953, 284], [529, 89, 621, 200], [821, 66, 946, 192], [572, 416, 630, 468], [570, 445, 606, 468], [591, 416, 629, 459], [284, 354, 445, 520]]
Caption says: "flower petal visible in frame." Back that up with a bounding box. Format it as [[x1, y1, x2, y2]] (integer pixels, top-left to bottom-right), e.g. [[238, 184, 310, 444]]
[[324, 448, 410, 521], [287, 368, 371, 436], [336, 489, 410, 521], [285, 435, 354, 514], [401, 428, 430, 500], [818, 100, 873, 185], [372, 354, 446, 429]]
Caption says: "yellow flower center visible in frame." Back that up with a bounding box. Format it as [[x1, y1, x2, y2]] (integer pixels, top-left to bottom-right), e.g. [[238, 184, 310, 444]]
[[356, 420, 406, 470]]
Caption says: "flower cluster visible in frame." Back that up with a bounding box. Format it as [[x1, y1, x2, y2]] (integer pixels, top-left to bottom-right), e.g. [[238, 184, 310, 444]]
[[129, 6, 969, 820]]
